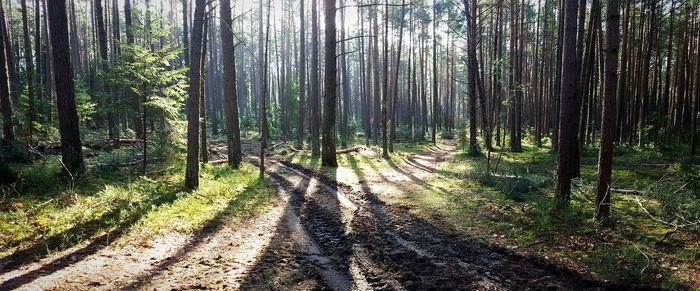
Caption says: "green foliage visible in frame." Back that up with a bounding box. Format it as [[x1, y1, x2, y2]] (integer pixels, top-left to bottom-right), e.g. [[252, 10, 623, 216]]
[[106, 16, 187, 162], [395, 125, 425, 143], [74, 78, 97, 124]]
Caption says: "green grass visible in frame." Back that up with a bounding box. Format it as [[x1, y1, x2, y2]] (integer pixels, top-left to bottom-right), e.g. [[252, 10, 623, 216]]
[[0, 153, 275, 261], [427, 138, 699, 288]]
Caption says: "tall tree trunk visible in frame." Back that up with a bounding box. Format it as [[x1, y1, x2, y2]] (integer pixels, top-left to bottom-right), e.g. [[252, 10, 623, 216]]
[[310, 0, 320, 156], [47, 0, 85, 174], [20, 0, 34, 142], [182, 0, 189, 67], [321, 0, 337, 167], [389, 0, 406, 153], [466, 0, 479, 153], [95, 0, 118, 140], [431, 0, 438, 145], [259, 0, 271, 179], [0, 4, 15, 145], [220, 0, 242, 167], [595, 0, 620, 221], [199, 15, 208, 163], [381, 0, 389, 157], [554, 0, 579, 210], [372, 6, 381, 145], [185, 0, 206, 190], [125, 0, 142, 139], [340, 0, 350, 148], [69, 0, 81, 74], [297, 0, 306, 149]]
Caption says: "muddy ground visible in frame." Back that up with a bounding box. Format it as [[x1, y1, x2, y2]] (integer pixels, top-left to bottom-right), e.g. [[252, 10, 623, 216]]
[[0, 144, 656, 290]]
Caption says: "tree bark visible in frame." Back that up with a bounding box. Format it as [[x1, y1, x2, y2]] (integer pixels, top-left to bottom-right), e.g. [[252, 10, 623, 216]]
[[220, 0, 242, 167], [595, 0, 620, 221], [554, 0, 579, 210], [47, 0, 85, 174], [310, 0, 320, 156], [297, 0, 306, 149], [431, 0, 438, 145], [185, 0, 206, 190], [0, 4, 15, 145], [321, 0, 338, 167]]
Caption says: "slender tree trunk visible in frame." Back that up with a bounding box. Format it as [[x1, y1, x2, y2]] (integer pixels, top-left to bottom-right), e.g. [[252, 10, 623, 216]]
[[310, 0, 320, 156], [555, 0, 579, 210], [182, 0, 189, 67], [47, 0, 84, 174], [20, 0, 34, 142], [431, 0, 438, 145], [259, 0, 271, 179], [339, 0, 348, 148], [595, 0, 620, 221], [95, 0, 118, 140], [0, 4, 15, 145], [381, 0, 389, 157], [297, 0, 306, 149], [389, 0, 406, 153], [185, 0, 206, 190], [220, 0, 242, 167], [372, 6, 381, 145], [466, 0, 479, 153], [200, 16, 208, 163]]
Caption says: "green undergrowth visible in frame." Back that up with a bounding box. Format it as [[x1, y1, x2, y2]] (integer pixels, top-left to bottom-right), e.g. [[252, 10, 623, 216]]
[[0, 151, 275, 262], [430, 140, 699, 288]]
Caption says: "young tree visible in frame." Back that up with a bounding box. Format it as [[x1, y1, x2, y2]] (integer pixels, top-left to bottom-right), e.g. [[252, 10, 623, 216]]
[[185, 0, 206, 190], [554, 0, 579, 210], [595, 0, 620, 221], [0, 4, 15, 145], [47, 0, 85, 174], [321, 0, 337, 167]]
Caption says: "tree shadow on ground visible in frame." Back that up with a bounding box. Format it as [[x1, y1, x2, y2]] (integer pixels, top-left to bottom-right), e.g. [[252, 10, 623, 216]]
[[240, 162, 357, 290], [0, 183, 181, 289], [114, 178, 275, 289], [343, 154, 657, 290]]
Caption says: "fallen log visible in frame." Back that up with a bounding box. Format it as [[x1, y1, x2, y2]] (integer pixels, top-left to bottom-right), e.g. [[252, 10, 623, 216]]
[[336, 146, 363, 154]]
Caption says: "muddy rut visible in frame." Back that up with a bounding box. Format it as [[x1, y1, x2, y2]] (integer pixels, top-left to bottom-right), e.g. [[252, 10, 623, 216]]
[[242, 146, 653, 291], [1, 144, 656, 290]]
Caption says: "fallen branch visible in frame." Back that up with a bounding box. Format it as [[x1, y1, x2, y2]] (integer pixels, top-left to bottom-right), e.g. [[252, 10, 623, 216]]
[[610, 188, 647, 195], [337, 146, 363, 154], [118, 158, 161, 167], [208, 159, 229, 165], [524, 239, 547, 248], [634, 197, 700, 229], [640, 162, 670, 169]]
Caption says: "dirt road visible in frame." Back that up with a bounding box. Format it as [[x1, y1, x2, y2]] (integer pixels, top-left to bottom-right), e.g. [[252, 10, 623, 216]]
[[1, 144, 651, 290]]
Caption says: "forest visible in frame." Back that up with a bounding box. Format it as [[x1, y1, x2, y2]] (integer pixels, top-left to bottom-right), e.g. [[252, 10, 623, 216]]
[[0, 0, 698, 289]]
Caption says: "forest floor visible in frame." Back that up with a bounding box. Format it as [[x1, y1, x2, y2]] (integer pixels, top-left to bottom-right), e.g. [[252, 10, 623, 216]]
[[1, 138, 697, 290]]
